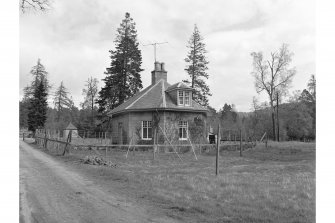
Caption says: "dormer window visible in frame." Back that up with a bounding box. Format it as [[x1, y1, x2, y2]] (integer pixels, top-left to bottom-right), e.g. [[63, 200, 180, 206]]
[[178, 90, 191, 106], [184, 92, 190, 106], [178, 91, 184, 105]]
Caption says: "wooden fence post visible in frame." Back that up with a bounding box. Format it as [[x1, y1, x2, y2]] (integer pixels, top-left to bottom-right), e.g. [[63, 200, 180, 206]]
[[239, 129, 242, 157], [69, 130, 72, 143], [216, 124, 220, 176], [44, 130, 48, 149], [110, 132, 113, 145], [266, 134, 268, 149], [62, 130, 72, 156], [153, 130, 156, 160]]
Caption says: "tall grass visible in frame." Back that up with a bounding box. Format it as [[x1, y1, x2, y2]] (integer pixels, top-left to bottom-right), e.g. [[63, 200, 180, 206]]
[[62, 141, 315, 222]]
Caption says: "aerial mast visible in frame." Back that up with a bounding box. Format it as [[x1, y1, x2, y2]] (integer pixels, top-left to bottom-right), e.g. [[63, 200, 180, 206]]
[[143, 42, 168, 62]]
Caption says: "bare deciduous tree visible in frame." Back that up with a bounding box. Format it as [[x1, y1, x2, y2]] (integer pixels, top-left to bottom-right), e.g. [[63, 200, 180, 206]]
[[81, 77, 99, 125], [20, 0, 51, 12], [251, 43, 296, 140]]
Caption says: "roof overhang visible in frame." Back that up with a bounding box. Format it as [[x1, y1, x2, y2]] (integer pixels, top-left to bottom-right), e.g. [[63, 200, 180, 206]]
[[108, 107, 208, 117]]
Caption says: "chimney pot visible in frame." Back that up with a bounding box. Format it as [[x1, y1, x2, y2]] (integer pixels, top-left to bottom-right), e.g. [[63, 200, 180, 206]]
[[151, 61, 167, 85], [154, 61, 161, 71]]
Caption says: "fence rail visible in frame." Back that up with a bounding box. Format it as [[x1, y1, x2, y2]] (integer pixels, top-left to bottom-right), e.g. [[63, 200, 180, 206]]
[[29, 128, 257, 165]]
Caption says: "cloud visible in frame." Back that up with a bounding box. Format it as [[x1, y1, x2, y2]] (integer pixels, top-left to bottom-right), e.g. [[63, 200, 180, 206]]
[[20, 0, 315, 112]]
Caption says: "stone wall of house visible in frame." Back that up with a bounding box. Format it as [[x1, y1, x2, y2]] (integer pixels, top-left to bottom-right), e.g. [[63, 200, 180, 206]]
[[110, 113, 130, 144], [128, 111, 154, 144], [111, 110, 207, 145], [161, 111, 207, 144], [126, 111, 207, 145]]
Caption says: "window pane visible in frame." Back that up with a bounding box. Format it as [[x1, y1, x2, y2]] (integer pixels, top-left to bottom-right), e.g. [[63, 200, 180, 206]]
[[179, 97, 183, 105], [183, 128, 187, 138], [185, 92, 190, 105], [178, 91, 184, 105], [179, 128, 182, 138], [148, 127, 152, 138], [143, 128, 147, 138]]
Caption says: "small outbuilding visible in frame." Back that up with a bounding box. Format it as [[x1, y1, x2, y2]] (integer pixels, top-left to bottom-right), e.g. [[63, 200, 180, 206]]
[[63, 122, 79, 138]]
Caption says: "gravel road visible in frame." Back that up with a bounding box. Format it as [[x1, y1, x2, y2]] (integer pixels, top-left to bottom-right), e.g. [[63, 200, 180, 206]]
[[19, 140, 179, 223]]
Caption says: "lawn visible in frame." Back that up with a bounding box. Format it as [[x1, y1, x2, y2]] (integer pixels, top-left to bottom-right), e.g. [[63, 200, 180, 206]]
[[45, 140, 316, 222]]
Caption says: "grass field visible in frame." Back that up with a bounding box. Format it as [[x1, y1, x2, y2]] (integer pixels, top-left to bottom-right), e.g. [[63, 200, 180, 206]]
[[41, 140, 316, 222]]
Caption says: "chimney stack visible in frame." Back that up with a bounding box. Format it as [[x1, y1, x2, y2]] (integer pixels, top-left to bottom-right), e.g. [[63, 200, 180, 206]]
[[151, 61, 167, 85]]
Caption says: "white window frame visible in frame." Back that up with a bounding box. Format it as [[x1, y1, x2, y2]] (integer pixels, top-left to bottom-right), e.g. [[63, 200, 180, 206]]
[[178, 121, 188, 140], [142, 121, 152, 140], [178, 90, 184, 105], [177, 90, 191, 106], [184, 91, 190, 106]]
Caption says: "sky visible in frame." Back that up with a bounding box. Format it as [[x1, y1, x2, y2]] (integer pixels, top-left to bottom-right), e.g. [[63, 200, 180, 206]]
[[19, 0, 315, 112]]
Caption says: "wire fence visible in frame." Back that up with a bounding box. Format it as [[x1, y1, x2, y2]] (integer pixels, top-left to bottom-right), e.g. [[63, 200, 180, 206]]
[[30, 127, 257, 166]]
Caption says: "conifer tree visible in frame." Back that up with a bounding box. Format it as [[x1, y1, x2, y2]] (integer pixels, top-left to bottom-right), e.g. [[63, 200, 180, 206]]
[[53, 81, 73, 122], [24, 58, 51, 99], [183, 24, 211, 106], [97, 12, 143, 114], [27, 80, 48, 133]]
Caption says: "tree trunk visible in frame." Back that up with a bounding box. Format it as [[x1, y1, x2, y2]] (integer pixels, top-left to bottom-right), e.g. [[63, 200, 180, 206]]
[[276, 93, 280, 142], [91, 96, 94, 126], [271, 105, 276, 141]]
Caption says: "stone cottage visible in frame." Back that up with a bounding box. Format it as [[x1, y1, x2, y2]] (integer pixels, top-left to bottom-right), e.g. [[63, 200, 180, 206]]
[[107, 62, 208, 145]]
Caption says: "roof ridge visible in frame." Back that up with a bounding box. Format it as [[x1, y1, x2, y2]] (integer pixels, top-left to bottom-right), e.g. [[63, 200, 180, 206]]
[[125, 79, 163, 109], [162, 81, 166, 107]]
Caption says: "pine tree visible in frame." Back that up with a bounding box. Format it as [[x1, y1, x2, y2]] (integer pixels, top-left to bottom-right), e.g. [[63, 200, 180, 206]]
[[183, 24, 211, 106], [24, 58, 51, 99], [97, 12, 143, 114], [27, 80, 48, 133], [53, 81, 73, 122]]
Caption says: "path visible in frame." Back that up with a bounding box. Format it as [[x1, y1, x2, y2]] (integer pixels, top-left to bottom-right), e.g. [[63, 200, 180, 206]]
[[19, 140, 178, 223]]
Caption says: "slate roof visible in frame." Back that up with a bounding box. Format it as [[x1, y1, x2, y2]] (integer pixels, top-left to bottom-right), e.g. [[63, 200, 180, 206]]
[[166, 82, 193, 92], [108, 79, 208, 116], [65, 122, 77, 130]]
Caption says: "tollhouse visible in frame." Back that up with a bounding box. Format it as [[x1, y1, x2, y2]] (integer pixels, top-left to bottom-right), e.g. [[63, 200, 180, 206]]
[[108, 62, 208, 145]]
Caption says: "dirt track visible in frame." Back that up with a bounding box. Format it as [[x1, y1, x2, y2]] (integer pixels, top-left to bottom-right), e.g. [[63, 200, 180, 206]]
[[19, 140, 179, 223]]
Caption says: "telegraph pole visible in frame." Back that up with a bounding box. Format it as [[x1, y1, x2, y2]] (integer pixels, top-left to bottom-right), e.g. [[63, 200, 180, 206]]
[[216, 124, 220, 176], [143, 42, 168, 62], [276, 92, 280, 142]]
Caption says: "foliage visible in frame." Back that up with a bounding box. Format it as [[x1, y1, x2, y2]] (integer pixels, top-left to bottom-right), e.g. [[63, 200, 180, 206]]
[[97, 12, 143, 115], [27, 81, 48, 132], [299, 75, 316, 138], [217, 103, 240, 131], [19, 99, 30, 128], [188, 116, 207, 144], [183, 24, 211, 106], [281, 102, 313, 140]]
